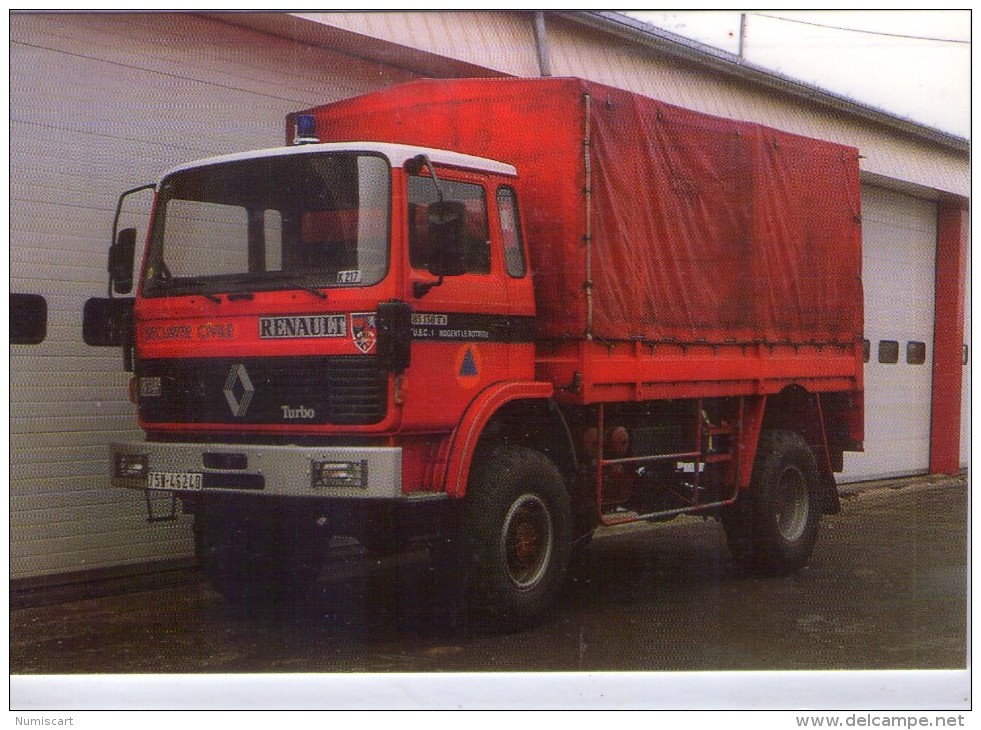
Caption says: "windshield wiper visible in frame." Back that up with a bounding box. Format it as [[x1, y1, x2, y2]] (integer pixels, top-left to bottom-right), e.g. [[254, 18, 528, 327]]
[[283, 275, 328, 300], [147, 269, 221, 303]]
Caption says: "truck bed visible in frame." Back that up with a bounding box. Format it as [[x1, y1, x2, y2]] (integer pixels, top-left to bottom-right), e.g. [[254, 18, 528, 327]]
[[298, 77, 864, 402], [538, 339, 860, 405]]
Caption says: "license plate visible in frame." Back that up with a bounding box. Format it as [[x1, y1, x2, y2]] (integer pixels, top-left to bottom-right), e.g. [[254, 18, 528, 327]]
[[148, 471, 204, 491]]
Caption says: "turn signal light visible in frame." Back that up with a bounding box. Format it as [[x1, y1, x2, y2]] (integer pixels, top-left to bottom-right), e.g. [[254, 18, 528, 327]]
[[114, 453, 148, 479]]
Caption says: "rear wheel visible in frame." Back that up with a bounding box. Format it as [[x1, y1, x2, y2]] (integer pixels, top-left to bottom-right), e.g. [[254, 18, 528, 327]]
[[722, 429, 822, 575], [463, 445, 572, 631]]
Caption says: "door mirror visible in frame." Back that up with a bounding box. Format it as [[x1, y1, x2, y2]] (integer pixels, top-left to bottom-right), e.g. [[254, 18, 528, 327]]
[[109, 227, 137, 295], [426, 201, 467, 278]]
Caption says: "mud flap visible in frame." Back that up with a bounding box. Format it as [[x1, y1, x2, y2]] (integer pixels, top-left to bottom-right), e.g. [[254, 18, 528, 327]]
[[822, 472, 842, 515]]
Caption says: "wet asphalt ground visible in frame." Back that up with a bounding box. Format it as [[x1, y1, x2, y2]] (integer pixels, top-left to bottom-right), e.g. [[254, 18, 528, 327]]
[[10, 473, 968, 682]]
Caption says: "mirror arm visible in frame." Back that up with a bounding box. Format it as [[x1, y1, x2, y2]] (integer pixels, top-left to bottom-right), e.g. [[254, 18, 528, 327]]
[[408, 154, 444, 203], [412, 275, 444, 299], [109, 183, 155, 298]]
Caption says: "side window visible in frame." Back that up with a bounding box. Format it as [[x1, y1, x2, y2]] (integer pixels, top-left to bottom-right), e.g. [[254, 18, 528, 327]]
[[497, 186, 527, 278], [10, 293, 47, 345], [906, 341, 926, 365], [878, 340, 899, 364], [408, 176, 489, 274]]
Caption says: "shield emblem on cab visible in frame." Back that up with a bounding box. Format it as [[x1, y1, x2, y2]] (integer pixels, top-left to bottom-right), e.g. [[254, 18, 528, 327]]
[[351, 312, 378, 354]]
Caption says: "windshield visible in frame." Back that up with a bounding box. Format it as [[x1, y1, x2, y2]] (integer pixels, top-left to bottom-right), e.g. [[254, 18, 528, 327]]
[[142, 152, 391, 296]]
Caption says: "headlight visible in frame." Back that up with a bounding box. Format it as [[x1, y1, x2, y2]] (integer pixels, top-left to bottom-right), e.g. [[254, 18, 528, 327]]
[[311, 459, 368, 489]]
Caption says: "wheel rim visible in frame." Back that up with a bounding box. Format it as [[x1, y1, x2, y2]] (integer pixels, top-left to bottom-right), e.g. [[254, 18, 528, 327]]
[[500, 494, 553, 590], [774, 465, 810, 542]]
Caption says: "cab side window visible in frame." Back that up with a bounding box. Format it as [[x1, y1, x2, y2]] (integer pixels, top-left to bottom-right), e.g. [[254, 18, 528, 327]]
[[497, 186, 526, 278], [408, 176, 490, 274]]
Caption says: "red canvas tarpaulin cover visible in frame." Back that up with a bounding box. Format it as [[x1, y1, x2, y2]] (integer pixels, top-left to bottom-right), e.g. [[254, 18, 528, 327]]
[[300, 77, 862, 347]]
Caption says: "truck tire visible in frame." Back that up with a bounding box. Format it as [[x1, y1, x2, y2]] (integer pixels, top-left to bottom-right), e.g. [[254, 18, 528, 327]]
[[463, 445, 572, 632], [722, 429, 822, 576], [194, 512, 328, 606]]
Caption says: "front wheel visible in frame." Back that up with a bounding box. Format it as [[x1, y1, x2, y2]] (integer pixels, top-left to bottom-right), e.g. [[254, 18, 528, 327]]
[[722, 429, 822, 576], [464, 445, 572, 632]]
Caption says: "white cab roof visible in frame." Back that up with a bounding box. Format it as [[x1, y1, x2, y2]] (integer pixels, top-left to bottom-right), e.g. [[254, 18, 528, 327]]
[[161, 141, 517, 180]]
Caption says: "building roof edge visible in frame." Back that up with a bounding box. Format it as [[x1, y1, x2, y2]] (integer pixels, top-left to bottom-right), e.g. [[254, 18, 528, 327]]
[[561, 11, 969, 155]]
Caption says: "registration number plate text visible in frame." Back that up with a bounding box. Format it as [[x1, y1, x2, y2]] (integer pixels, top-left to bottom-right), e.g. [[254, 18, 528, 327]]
[[148, 471, 204, 491]]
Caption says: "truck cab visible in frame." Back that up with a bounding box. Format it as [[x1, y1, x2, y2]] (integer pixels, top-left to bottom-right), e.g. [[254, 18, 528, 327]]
[[100, 140, 547, 610]]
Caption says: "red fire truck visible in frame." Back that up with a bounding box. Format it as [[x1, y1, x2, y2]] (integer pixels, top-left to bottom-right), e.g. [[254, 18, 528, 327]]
[[86, 77, 863, 630]]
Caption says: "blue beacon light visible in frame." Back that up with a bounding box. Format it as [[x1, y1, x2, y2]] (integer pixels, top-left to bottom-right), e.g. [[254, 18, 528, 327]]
[[294, 114, 319, 145]]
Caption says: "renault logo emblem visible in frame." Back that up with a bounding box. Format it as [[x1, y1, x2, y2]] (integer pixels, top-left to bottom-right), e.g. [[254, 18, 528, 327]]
[[223, 364, 254, 417]]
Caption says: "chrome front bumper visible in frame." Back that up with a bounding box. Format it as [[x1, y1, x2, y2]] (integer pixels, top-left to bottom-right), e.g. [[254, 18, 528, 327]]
[[111, 441, 408, 500]]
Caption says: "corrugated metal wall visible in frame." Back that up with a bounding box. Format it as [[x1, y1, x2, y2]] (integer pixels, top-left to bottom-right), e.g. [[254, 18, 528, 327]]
[[294, 11, 541, 77], [9, 12, 418, 580]]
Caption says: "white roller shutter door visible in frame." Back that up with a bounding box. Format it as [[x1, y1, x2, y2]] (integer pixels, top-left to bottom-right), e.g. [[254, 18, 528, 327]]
[[840, 186, 938, 482]]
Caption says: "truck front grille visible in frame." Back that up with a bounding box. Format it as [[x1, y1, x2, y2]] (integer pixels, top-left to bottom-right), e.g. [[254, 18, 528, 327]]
[[137, 356, 387, 426]]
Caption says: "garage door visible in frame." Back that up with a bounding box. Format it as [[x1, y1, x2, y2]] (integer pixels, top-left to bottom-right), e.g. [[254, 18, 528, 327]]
[[9, 13, 417, 580], [840, 186, 938, 482]]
